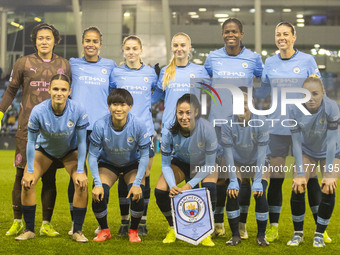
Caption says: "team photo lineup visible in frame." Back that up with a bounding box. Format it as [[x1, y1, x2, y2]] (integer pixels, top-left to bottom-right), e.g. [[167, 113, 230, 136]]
[[0, 17, 339, 250]]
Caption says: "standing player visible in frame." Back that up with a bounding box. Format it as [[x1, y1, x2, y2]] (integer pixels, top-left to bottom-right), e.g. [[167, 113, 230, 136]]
[[88, 89, 149, 243], [68, 26, 116, 234], [0, 23, 70, 237], [155, 94, 217, 247], [204, 18, 263, 237], [221, 92, 269, 246], [110, 35, 158, 236], [256, 22, 326, 243], [287, 75, 339, 247], [15, 74, 89, 242]]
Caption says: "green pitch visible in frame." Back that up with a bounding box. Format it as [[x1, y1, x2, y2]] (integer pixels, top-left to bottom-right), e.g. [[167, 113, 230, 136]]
[[0, 151, 339, 254]]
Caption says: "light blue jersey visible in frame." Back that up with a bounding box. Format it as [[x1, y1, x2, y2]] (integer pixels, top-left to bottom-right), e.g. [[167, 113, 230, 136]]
[[110, 64, 158, 135], [204, 47, 263, 122], [259, 50, 320, 135], [289, 97, 340, 158], [156, 62, 210, 128], [70, 57, 116, 130], [27, 99, 89, 158], [221, 114, 269, 164], [89, 113, 150, 167], [161, 118, 217, 188]]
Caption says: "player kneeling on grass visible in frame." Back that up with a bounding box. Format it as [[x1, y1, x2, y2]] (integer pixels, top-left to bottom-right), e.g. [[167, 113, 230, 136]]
[[16, 74, 89, 242], [88, 88, 149, 243], [155, 94, 217, 247], [288, 75, 339, 248], [221, 91, 269, 247]]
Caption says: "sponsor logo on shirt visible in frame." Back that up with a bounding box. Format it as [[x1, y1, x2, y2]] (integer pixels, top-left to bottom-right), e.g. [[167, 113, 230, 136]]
[[30, 67, 38, 73], [67, 120, 75, 127], [82, 114, 88, 120], [217, 71, 246, 77], [57, 68, 65, 75], [144, 132, 149, 139]]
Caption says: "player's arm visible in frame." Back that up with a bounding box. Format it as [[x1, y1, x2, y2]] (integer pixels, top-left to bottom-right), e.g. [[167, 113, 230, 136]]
[[75, 128, 88, 190], [22, 130, 38, 190], [223, 146, 239, 199], [88, 142, 104, 202], [253, 144, 266, 197]]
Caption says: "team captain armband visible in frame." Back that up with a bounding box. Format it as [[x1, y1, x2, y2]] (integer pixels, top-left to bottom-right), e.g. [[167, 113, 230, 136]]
[[327, 121, 338, 130]]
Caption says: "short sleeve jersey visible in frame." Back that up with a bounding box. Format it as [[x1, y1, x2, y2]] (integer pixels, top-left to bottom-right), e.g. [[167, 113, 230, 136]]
[[27, 99, 89, 158], [89, 113, 150, 167]]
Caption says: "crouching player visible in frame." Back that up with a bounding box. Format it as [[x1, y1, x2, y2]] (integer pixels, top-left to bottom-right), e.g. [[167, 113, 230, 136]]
[[155, 94, 217, 247], [88, 89, 149, 243], [16, 74, 89, 242], [288, 75, 339, 247], [221, 91, 269, 246]]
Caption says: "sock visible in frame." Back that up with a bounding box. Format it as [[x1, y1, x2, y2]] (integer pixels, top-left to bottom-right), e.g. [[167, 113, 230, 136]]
[[129, 184, 144, 230], [12, 167, 24, 219], [239, 181, 251, 223], [141, 175, 150, 225], [118, 176, 130, 225], [92, 184, 110, 229], [155, 188, 173, 226], [291, 191, 305, 232], [307, 177, 321, 224], [68, 177, 75, 221], [316, 192, 335, 234], [267, 178, 284, 224], [215, 182, 227, 223], [22, 205, 36, 232], [226, 179, 240, 237], [41, 164, 57, 222], [202, 182, 217, 212], [255, 180, 268, 237], [73, 207, 87, 233]]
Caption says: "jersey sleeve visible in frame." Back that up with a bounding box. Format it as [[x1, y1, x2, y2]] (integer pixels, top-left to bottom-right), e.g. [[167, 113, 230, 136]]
[[109, 68, 117, 91], [204, 121, 218, 154], [257, 118, 269, 146], [204, 53, 213, 77], [150, 69, 159, 90], [156, 68, 165, 91], [27, 107, 40, 133], [0, 57, 24, 113], [89, 120, 103, 147], [76, 104, 90, 129], [136, 119, 150, 149], [326, 99, 340, 130], [221, 123, 233, 147], [160, 128, 172, 156], [307, 55, 321, 77], [254, 61, 271, 98], [288, 106, 301, 133], [254, 54, 264, 78]]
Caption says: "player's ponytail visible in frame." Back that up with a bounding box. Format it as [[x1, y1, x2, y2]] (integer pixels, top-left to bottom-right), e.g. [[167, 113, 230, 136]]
[[162, 32, 192, 90], [303, 74, 325, 92]]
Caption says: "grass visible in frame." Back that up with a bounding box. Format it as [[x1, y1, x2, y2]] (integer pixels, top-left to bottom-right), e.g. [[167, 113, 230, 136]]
[[0, 150, 339, 254]]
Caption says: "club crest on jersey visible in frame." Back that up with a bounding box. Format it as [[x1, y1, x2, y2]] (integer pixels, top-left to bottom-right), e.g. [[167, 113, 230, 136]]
[[319, 118, 325, 124], [177, 194, 205, 223], [190, 73, 196, 78], [102, 68, 107, 74], [67, 120, 74, 128], [127, 136, 134, 143], [144, 77, 149, 83], [198, 141, 204, 148], [242, 62, 248, 68], [293, 67, 300, 74], [251, 132, 256, 139]]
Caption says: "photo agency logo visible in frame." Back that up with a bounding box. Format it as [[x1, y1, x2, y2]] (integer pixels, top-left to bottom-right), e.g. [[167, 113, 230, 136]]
[[195, 79, 313, 128]]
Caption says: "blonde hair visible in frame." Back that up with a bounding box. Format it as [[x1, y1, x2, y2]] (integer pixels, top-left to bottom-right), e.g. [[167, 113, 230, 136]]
[[121, 35, 143, 65], [162, 32, 191, 90], [303, 74, 325, 92]]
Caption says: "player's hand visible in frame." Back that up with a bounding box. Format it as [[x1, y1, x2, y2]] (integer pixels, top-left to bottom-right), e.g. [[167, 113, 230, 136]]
[[22, 172, 35, 190], [127, 185, 142, 202], [75, 173, 88, 191], [252, 181, 263, 198], [227, 179, 239, 199], [292, 177, 307, 194], [92, 186, 104, 203], [321, 178, 337, 194]]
